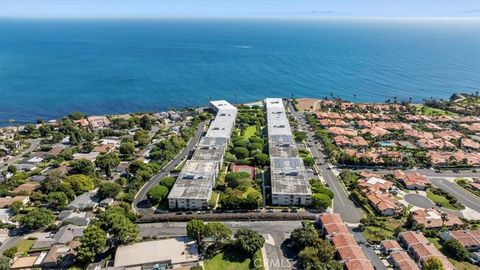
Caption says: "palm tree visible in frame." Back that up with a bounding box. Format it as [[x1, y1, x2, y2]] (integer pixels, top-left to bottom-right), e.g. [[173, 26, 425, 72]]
[[441, 212, 448, 227]]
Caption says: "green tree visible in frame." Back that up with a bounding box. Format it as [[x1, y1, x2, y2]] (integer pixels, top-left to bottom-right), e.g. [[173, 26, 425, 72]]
[[68, 112, 85, 120], [98, 182, 122, 199], [233, 147, 249, 159], [160, 176, 176, 189], [42, 169, 65, 192], [111, 215, 138, 244], [289, 227, 320, 251], [235, 228, 265, 256], [186, 219, 206, 244], [139, 115, 153, 130], [95, 152, 120, 178], [96, 205, 138, 245], [46, 191, 69, 210], [298, 247, 321, 270], [64, 174, 95, 194], [294, 131, 307, 142], [24, 124, 36, 135], [20, 208, 54, 230], [225, 172, 250, 189], [71, 159, 95, 176], [147, 185, 169, 205], [254, 153, 269, 166], [39, 125, 51, 137], [303, 156, 315, 167], [76, 225, 107, 264], [3, 247, 17, 258], [311, 193, 332, 210], [205, 222, 231, 246], [423, 257, 444, 270], [0, 256, 10, 270], [119, 142, 136, 159], [443, 238, 469, 261], [9, 201, 23, 215], [7, 165, 16, 174]]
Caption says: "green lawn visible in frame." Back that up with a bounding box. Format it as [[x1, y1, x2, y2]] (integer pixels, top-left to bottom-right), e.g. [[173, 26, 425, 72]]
[[362, 217, 404, 244], [426, 190, 464, 210], [15, 239, 35, 254], [417, 105, 456, 116], [205, 248, 260, 270], [242, 125, 257, 139]]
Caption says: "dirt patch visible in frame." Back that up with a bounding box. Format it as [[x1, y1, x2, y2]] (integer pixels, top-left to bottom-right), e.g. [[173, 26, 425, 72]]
[[296, 98, 322, 112]]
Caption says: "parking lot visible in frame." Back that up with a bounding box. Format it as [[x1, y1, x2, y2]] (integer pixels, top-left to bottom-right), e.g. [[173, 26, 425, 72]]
[[137, 220, 302, 270]]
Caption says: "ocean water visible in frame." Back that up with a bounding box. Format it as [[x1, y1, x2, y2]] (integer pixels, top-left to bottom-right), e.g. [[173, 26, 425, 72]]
[[0, 18, 479, 124]]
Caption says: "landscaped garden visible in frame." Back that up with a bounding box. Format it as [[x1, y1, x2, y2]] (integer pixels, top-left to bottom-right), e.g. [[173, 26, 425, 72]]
[[426, 187, 465, 211], [204, 248, 263, 270], [455, 178, 480, 197]]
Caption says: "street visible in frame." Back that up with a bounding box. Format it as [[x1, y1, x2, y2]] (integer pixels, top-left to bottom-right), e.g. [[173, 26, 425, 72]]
[[429, 177, 480, 213], [287, 103, 363, 224], [0, 138, 42, 169], [133, 121, 207, 216], [287, 102, 386, 270]]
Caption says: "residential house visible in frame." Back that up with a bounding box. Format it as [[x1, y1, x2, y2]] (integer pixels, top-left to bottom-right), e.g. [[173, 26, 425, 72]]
[[87, 116, 111, 129], [411, 208, 463, 230], [439, 230, 480, 251], [67, 192, 100, 211], [393, 170, 430, 190]]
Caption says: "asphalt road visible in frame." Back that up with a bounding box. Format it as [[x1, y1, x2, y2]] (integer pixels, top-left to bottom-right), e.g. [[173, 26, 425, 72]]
[[350, 229, 387, 270], [0, 236, 21, 255], [403, 193, 462, 217], [133, 121, 206, 216], [138, 221, 300, 270], [0, 138, 41, 169], [429, 177, 480, 213], [287, 103, 385, 270], [287, 103, 363, 224], [354, 168, 479, 179]]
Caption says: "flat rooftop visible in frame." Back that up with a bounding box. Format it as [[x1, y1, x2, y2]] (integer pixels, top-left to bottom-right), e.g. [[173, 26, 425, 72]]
[[265, 98, 292, 136], [169, 100, 236, 203], [270, 157, 311, 195], [210, 100, 237, 111], [178, 160, 218, 180], [268, 135, 299, 157], [192, 137, 227, 162], [114, 237, 199, 267], [168, 160, 218, 200], [205, 113, 237, 138], [206, 100, 237, 138], [264, 98, 311, 197]]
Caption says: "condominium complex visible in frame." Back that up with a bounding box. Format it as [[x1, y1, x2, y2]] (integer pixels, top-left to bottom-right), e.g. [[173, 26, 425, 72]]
[[168, 100, 237, 209], [264, 98, 312, 206]]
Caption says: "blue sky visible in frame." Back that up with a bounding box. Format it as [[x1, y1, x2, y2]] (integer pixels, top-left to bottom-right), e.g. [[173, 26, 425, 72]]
[[0, 0, 479, 18]]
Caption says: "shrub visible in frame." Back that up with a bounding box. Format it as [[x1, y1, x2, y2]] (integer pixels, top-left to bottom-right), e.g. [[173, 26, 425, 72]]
[[147, 185, 169, 205]]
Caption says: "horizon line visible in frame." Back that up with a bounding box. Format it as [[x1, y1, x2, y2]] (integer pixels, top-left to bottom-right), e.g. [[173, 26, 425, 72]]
[[1, 15, 479, 20]]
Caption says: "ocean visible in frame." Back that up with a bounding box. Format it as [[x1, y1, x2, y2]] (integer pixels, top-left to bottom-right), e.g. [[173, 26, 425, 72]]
[[0, 18, 479, 124]]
